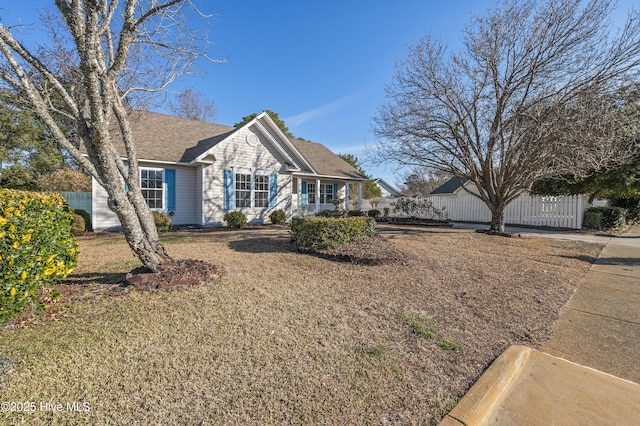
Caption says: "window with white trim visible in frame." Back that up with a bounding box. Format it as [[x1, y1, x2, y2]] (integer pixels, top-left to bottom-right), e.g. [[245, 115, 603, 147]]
[[140, 168, 163, 209], [235, 173, 251, 208], [320, 184, 334, 203], [307, 183, 316, 204], [254, 174, 269, 207]]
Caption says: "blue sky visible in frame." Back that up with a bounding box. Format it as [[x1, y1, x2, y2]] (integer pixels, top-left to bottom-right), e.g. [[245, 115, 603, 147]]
[[2, 1, 638, 187]]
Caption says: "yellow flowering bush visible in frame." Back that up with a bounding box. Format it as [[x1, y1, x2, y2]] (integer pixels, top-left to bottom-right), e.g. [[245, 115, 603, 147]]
[[1, 189, 78, 323]]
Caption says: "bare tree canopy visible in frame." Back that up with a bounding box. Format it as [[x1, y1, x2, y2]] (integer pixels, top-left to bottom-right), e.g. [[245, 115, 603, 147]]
[[0, 1, 216, 271], [169, 87, 218, 122], [371, 0, 640, 231]]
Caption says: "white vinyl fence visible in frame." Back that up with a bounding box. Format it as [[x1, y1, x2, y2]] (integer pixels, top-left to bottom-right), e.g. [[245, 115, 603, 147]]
[[364, 193, 605, 229]]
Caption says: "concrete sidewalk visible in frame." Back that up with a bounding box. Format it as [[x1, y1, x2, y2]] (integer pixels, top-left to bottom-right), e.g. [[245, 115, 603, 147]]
[[441, 229, 640, 425]]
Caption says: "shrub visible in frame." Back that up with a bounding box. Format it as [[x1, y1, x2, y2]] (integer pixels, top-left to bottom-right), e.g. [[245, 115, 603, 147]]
[[368, 209, 381, 218], [582, 210, 602, 229], [392, 197, 448, 220], [316, 209, 333, 218], [269, 209, 287, 225], [72, 213, 85, 234], [611, 198, 640, 224], [223, 210, 247, 228], [153, 211, 172, 232], [583, 206, 626, 229], [0, 189, 78, 323], [348, 210, 364, 217], [74, 209, 91, 231], [290, 216, 376, 250]]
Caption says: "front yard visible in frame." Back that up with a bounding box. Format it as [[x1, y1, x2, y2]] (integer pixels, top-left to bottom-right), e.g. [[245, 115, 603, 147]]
[[0, 225, 601, 425]]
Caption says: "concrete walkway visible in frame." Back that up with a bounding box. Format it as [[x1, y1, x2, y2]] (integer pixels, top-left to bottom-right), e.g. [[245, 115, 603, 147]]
[[441, 228, 640, 425]]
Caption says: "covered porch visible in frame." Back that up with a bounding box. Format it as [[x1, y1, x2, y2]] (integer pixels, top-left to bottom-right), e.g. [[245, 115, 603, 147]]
[[292, 176, 364, 216]]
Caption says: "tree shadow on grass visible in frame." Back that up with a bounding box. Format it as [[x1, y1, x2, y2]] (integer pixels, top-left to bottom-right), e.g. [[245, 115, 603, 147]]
[[64, 272, 128, 286], [227, 236, 292, 254]]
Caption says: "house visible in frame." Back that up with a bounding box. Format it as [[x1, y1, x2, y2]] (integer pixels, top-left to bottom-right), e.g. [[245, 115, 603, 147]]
[[427, 176, 602, 229], [373, 178, 400, 198], [91, 110, 368, 230]]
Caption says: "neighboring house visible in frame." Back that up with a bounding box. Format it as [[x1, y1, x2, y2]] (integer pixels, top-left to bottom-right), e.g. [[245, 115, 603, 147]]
[[373, 178, 400, 198], [91, 110, 368, 230], [427, 177, 602, 229]]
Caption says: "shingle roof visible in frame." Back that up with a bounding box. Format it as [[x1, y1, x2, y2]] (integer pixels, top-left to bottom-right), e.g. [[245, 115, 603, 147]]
[[110, 110, 236, 163], [290, 139, 368, 179], [430, 176, 468, 194], [102, 110, 367, 180]]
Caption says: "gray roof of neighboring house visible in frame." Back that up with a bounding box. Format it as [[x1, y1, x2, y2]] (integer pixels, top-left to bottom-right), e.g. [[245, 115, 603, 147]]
[[374, 178, 400, 197], [100, 110, 366, 179], [430, 176, 469, 194]]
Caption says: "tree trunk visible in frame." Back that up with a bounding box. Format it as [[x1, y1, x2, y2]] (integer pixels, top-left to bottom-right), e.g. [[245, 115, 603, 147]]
[[489, 204, 506, 232]]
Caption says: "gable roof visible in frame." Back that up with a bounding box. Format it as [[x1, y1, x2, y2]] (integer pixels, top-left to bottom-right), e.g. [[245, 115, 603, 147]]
[[290, 139, 368, 179], [374, 178, 400, 197], [114, 110, 237, 163], [430, 176, 469, 194], [100, 109, 368, 180]]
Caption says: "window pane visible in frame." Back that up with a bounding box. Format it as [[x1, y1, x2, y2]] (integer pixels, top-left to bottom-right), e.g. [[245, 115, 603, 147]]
[[140, 168, 163, 209], [235, 173, 251, 208], [254, 175, 269, 207]]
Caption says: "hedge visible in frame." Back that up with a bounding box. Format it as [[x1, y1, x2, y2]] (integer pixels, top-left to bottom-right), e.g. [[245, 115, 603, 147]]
[[290, 216, 376, 250], [583, 206, 627, 230], [153, 211, 172, 232], [1, 189, 78, 323]]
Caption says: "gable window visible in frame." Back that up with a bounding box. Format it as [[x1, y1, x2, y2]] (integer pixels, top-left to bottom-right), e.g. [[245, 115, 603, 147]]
[[235, 173, 251, 208], [319, 184, 334, 203], [307, 183, 316, 204], [254, 174, 269, 207], [141, 168, 164, 209]]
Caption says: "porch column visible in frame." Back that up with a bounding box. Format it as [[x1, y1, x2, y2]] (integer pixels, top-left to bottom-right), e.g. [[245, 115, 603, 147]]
[[358, 181, 363, 210], [297, 177, 302, 215], [316, 178, 321, 214], [344, 181, 349, 210]]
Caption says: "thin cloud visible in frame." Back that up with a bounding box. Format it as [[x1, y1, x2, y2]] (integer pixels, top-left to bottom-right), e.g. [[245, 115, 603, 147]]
[[285, 85, 377, 127]]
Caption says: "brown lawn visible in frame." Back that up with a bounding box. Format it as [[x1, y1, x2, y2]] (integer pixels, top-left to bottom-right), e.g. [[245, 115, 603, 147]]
[[0, 225, 601, 425]]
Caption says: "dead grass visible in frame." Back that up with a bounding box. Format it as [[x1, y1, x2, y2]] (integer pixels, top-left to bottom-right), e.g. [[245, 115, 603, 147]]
[[0, 225, 601, 425]]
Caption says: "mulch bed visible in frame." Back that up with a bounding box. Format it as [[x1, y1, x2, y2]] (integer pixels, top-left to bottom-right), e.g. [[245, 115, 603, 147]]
[[125, 259, 222, 290]]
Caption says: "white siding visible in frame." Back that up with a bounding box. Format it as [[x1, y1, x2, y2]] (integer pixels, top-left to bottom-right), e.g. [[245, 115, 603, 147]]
[[92, 163, 198, 230], [169, 165, 197, 225], [203, 127, 292, 225], [195, 165, 204, 226], [92, 176, 120, 230]]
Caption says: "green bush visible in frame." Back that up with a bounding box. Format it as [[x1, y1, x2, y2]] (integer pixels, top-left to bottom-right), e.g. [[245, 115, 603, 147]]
[[368, 209, 381, 218], [290, 216, 376, 250], [584, 206, 627, 229], [72, 213, 85, 234], [269, 209, 287, 225], [73, 209, 91, 231], [582, 210, 603, 229], [0, 189, 78, 323], [223, 210, 248, 228], [153, 211, 172, 232], [611, 198, 640, 224], [348, 210, 364, 217]]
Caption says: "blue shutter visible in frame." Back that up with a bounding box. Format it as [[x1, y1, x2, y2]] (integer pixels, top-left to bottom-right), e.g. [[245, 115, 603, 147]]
[[165, 169, 176, 211], [333, 183, 338, 199], [301, 182, 307, 205], [224, 169, 234, 210], [269, 174, 277, 209]]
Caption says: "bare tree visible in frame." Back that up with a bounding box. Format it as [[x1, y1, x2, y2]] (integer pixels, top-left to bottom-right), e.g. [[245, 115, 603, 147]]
[[400, 167, 451, 197], [371, 0, 640, 231], [0, 1, 215, 271], [169, 87, 218, 122]]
